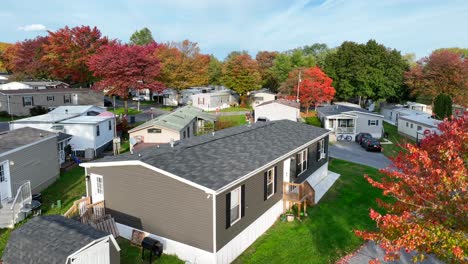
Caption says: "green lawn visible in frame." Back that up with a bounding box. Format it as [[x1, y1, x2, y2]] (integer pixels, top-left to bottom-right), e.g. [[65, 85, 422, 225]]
[[305, 116, 322, 127], [234, 159, 386, 264], [118, 238, 184, 264], [209, 106, 252, 113], [0, 116, 27, 122], [216, 115, 248, 130], [382, 122, 413, 157], [109, 107, 142, 115]]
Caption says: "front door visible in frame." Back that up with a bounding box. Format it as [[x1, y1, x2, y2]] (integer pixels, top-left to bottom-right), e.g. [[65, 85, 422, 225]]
[[90, 174, 104, 203], [0, 161, 11, 201], [283, 158, 290, 183]]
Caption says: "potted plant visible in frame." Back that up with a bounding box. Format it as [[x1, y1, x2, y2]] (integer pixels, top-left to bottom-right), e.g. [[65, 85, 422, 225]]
[[285, 209, 295, 222]]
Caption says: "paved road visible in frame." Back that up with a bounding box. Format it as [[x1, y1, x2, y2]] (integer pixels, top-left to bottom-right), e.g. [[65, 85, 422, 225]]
[[329, 140, 392, 169], [0, 122, 9, 133], [343, 241, 442, 264]]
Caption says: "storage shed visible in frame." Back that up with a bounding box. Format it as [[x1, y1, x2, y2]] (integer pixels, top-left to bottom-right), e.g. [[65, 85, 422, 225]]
[[2, 215, 120, 264]]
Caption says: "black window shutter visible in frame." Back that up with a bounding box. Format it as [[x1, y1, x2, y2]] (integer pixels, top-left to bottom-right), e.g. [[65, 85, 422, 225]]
[[274, 166, 278, 194], [225, 192, 231, 229], [316, 144, 320, 162], [376, 120, 379, 126], [241, 185, 245, 218], [368, 120, 371, 126], [31, 97, 34, 106], [263, 171, 268, 201], [295, 153, 301, 176], [22, 97, 25, 106]]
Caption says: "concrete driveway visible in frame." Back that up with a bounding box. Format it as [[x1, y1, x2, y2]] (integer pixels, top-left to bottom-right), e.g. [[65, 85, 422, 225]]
[[329, 140, 392, 169]]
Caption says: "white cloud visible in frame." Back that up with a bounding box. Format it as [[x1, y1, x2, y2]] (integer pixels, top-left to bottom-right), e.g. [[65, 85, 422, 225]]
[[18, 24, 47, 31]]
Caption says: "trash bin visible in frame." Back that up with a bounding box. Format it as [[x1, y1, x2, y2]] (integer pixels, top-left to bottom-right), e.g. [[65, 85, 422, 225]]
[[130, 116, 135, 124]]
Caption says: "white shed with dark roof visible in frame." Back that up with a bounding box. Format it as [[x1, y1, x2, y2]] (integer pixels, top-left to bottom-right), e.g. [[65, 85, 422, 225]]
[[2, 215, 120, 264]]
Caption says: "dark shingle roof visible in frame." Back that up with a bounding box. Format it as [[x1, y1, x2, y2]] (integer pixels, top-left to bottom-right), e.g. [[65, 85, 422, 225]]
[[2, 215, 108, 264], [317, 104, 377, 117], [0, 127, 56, 154], [93, 120, 329, 191]]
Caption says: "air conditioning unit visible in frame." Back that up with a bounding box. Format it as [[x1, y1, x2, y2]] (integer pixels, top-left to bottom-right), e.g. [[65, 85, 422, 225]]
[[320, 152, 327, 160]]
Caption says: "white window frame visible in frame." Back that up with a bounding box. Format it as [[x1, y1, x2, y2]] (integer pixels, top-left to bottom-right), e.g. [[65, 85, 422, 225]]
[[96, 176, 104, 194], [46, 96, 54, 101], [148, 128, 162, 133], [23, 96, 33, 107], [417, 125, 422, 131], [230, 187, 242, 226], [318, 139, 325, 160], [266, 168, 275, 199], [369, 120, 377, 126], [64, 94, 71, 104], [0, 161, 6, 183], [297, 148, 308, 175]]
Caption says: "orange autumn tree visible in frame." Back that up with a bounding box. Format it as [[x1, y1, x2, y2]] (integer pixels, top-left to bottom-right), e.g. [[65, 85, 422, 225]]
[[355, 113, 468, 263], [280, 66, 335, 112]]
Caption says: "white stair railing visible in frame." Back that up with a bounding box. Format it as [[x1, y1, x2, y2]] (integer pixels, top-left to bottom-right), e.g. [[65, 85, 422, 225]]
[[10, 181, 32, 224]]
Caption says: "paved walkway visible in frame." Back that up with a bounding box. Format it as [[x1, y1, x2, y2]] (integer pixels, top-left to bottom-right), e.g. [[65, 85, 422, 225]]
[[0, 122, 9, 133], [328, 141, 392, 169], [342, 241, 443, 264]]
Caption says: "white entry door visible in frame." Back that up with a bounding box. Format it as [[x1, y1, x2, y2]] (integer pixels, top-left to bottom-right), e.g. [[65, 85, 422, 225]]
[[0, 161, 11, 201], [90, 174, 104, 203], [283, 158, 291, 183]]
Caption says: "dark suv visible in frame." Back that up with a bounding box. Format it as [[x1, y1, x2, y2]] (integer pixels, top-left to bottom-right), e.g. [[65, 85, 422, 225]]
[[355, 133, 372, 144], [363, 139, 382, 152]]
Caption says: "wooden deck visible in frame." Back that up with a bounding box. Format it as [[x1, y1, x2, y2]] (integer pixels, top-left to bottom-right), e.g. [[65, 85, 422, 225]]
[[64, 198, 119, 238], [283, 182, 314, 218]]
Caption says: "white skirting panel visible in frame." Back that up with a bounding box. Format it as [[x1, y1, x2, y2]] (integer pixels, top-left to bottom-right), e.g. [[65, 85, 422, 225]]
[[116, 223, 215, 264], [215, 200, 283, 264]]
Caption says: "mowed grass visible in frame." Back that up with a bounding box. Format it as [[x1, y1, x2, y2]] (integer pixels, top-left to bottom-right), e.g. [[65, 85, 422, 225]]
[[382, 122, 413, 158], [118, 238, 184, 264], [216, 115, 248, 130], [209, 106, 252, 113], [305, 116, 322, 127], [109, 107, 142, 115], [234, 159, 386, 264]]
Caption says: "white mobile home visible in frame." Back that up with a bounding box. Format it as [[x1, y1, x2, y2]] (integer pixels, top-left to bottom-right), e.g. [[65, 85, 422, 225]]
[[397, 114, 441, 141], [192, 90, 239, 111], [10, 105, 115, 158], [317, 104, 384, 140], [249, 90, 277, 109]]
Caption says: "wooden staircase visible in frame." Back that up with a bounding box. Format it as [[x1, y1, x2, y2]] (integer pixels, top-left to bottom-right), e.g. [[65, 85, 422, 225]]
[[283, 182, 314, 218]]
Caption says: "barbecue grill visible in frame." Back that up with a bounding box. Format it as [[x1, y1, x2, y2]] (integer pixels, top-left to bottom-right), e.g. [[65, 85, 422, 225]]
[[141, 237, 163, 262]]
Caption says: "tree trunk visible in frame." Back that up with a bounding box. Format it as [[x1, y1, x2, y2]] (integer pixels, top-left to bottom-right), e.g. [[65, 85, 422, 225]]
[[124, 99, 128, 115], [358, 96, 362, 107]]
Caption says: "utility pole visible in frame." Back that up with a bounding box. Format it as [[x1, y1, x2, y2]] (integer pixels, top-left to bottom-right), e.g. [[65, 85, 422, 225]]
[[296, 71, 302, 103]]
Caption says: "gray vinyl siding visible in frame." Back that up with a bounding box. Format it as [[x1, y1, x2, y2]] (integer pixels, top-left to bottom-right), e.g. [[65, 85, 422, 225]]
[[295, 135, 329, 183], [216, 161, 284, 251], [2, 136, 60, 194], [354, 113, 383, 138], [87, 165, 213, 252], [0, 90, 103, 116]]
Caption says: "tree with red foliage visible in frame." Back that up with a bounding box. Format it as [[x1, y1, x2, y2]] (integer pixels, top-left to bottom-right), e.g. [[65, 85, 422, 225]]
[[355, 114, 468, 263], [280, 67, 335, 112], [43, 26, 109, 85], [87, 43, 164, 114], [405, 50, 468, 106], [1, 36, 50, 79]]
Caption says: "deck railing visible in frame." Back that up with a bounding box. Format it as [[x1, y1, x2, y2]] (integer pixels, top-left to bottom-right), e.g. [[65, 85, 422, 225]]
[[64, 196, 91, 218], [283, 182, 304, 202], [336, 126, 355, 133], [64, 197, 106, 224], [10, 181, 31, 224]]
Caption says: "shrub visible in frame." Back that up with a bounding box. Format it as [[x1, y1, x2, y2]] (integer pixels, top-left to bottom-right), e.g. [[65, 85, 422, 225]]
[[29, 106, 48, 116]]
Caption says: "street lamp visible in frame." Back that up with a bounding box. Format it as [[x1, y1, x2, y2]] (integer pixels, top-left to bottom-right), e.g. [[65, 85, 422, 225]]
[[296, 71, 302, 103]]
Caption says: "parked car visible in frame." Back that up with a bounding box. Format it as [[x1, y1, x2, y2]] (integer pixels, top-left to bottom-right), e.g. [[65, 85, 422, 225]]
[[360, 137, 375, 147], [355, 132, 372, 144], [132, 95, 146, 101], [363, 139, 382, 152], [256, 117, 269, 122]]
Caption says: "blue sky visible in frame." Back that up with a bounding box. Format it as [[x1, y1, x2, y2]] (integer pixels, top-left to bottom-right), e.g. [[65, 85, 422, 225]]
[[1, 0, 467, 60]]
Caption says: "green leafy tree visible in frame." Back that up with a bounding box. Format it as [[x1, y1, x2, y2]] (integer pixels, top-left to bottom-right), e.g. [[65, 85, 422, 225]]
[[256, 51, 278, 90], [222, 52, 261, 106], [324, 40, 409, 105], [433, 94, 453, 119], [208, 55, 223, 85], [129, 27, 154, 45], [269, 49, 315, 90]]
